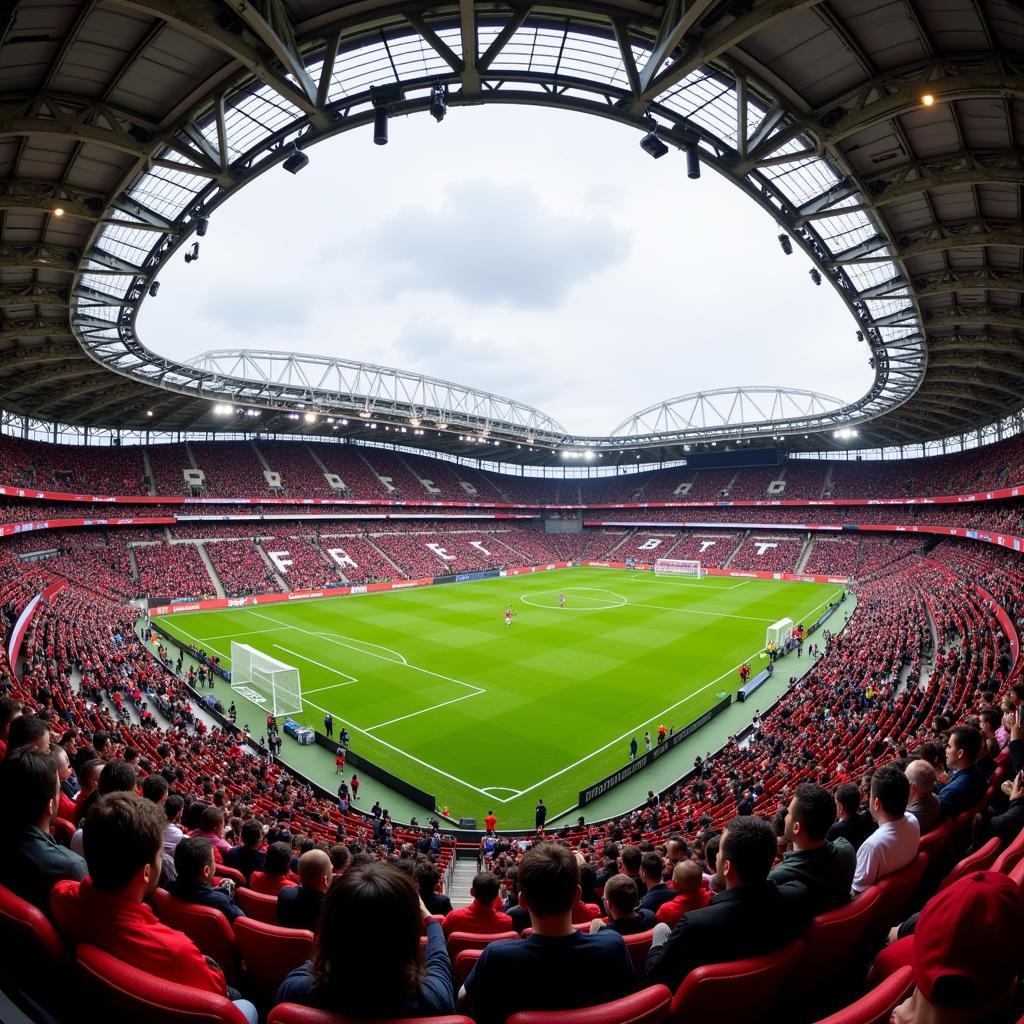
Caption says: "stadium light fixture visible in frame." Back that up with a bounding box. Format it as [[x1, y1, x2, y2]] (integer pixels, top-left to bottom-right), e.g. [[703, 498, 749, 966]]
[[778, 234, 793, 255], [921, 93, 935, 106], [146, 410, 153, 417], [809, 268, 822, 286], [148, 281, 160, 297], [359, 408, 371, 418], [409, 417, 421, 427], [435, 420, 448, 429], [184, 242, 199, 263], [196, 216, 209, 237], [430, 82, 447, 122], [369, 423, 377, 429], [685, 146, 700, 179], [304, 412, 317, 424], [373, 107, 389, 145], [341, 419, 349, 426], [640, 129, 669, 159], [282, 143, 309, 173], [53, 206, 65, 217], [856, 330, 865, 342]]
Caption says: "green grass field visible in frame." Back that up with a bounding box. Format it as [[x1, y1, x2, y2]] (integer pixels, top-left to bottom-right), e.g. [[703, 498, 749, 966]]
[[158, 568, 842, 826]]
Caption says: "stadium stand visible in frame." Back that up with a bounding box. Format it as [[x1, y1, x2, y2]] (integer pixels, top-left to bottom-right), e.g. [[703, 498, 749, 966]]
[[206, 541, 285, 596]]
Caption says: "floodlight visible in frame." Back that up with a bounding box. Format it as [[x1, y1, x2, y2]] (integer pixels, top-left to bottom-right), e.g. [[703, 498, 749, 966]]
[[373, 107, 389, 145], [921, 93, 935, 106], [809, 268, 822, 286], [53, 206, 65, 217], [409, 417, 421, 427], [146, 410, 153, 417], [282, 143, 309, 174], [640, 130, 669, 159], [304, 412, 317, 423], [184, 242, 199, 263], [778, 234, 793, 255], [856, 330, 864, 342], [685, 146, 701, 179], [359, 409, 371, 418], [196, 216, 209, 236], [435, 420, 448, 429], [429, 82, 447, 122], [148, 281, 160, 297], [868, 356, 875, 369]]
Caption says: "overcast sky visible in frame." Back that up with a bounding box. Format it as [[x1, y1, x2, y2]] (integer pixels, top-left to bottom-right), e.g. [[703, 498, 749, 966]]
[[139, 105, 871, 435]]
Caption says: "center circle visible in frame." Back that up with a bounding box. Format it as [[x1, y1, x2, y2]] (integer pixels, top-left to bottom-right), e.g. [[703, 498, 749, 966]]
[[519, 587, 627, 611]]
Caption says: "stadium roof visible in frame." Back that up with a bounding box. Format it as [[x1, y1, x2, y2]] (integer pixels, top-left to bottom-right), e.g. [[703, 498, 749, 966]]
[[0, 0, 1022, 466]]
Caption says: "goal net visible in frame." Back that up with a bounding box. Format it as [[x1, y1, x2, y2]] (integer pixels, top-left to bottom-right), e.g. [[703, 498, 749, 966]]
[[230, 642, 302, 718], [654, 558, 703, 578]]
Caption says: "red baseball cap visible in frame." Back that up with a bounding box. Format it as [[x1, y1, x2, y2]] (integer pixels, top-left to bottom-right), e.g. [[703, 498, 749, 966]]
[[913, 870, 1024, 1010]]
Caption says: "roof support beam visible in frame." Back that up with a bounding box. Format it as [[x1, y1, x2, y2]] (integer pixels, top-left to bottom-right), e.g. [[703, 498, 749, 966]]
[[478, 7, 531, 72], [0, 318, 74, 342], [0, 343, 82, 367], [460, 0, 480, 92], [912, 269, 1024, 298], [862, 149, 1024, 207], [924, 308, 1024, 331], [0, 243, 80, 273], [0, 285, 70, 309], [0, 178, 107, 220], [637, 0, 722, 93], [898, 221, 1024, 260]]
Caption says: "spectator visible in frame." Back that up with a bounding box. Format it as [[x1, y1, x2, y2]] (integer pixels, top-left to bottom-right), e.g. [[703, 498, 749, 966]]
[[6, 714, 50, 754], [987, 768, 1024, 847], [645, 816, 810, 990], [828, 782, 875, 850], [0, 748, 86, 911], [328, 843, 351, 878], [71, 759, 139, 855], [442, 871, 512, 937], [415, 860, 452, 916], [591, 874, 656, 935], [194, 804, 232, 856], [769, 782, 855, 914], [249, 840, 294, 894], [276, 861, 455, 1016], [637, 851, 674, 913], [905, 760, 943, 835], [162, 793, 185, 865], [223, 819, 266, 882], [170, 836, 245, 923], [278, 849, 332, 932], [851, 765, 920, 894], [0, 696, 22, 758], [656, 861, 710, 929], [50, 793, 258, 1023], [938, 726, 985, 818], [619, 845, 647, 898], [460, 843, 633, 1023]]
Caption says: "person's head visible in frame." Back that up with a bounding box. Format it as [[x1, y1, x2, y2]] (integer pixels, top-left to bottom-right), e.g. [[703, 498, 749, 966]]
[[0, 748, 60, 829], [83, 792, 165, 899], [470, 871, 500, 907], [640, 850, 665, 885], [784, 783, 837, 850], [665, 837, 688, 864], [174, 835, 216, 887], [164, 793, 184, 824], [91, 731, 111, 756], [313, 862, 425, 1016], [716, 817, 776, 888], [619, 845, 641, 875], [239, 818, 263, 849], [52, 743, 73, 782], [835, 782, 862, 820], [264, 840, 292, 876], [671, 859, 702, 893], [945, 726, 982, 771], [141, 772, 168, 805], [98, 760, 137, 795], [900, 871, 1024, 1021], [297, 848, 332, 894], [6, 714, 49, 754], [199, 804, 225, 836], [0, 696, 22, 741], [603, 874, 639, 919], [519, 842, 579, 920], [869, 764, 910, 822], [906, 759, 937, 801], [414, 859, 439, 899], [979, 708, 1002, 738]]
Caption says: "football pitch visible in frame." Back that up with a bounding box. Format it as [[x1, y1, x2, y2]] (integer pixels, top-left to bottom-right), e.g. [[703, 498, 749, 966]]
[[158, 568, 844, 826]]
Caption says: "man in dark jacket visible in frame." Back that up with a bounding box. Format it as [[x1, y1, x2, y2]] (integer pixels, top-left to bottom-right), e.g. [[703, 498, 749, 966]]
[[278, 849, 332, 931], [646, 816, 810, 990], [637, 851, 675, 914], [939, 726, 985, 818], [170, 836, 245, 923], [223, 819, 266, 883]]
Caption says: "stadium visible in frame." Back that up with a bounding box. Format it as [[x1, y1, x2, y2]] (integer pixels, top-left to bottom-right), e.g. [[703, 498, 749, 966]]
[[1, 0, 1024, 1020]]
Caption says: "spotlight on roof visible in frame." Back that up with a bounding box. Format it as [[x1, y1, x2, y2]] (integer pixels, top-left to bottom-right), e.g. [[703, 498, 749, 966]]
[[429, 82, 447, 122], [640, 129, 669, 159], [213, 403, 234, 416], [778, 234, 793, 255], [196, 216, 209, 237], [148, 281, 160, 297], [921, 93, 935, 107], [184, 242, 199, 264], [409, 417, 421, 427], [856, 330, 864, 342], [809, 268, 822, 286], [359, 408, 371, 419], [435, 420, 448, 429], [304, 412, 317, 424], [373, 107, 389, 145], [868, 356, 875, 369], [282, 142, 309, 174], [146, 410, 153, 417], [685, 146, 701, 179], [53, 206, 65, 218]]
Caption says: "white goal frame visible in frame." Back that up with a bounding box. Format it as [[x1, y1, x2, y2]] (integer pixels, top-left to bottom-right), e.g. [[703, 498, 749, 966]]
[[230, 642, 303, 718], [654, 558, 704, 578]]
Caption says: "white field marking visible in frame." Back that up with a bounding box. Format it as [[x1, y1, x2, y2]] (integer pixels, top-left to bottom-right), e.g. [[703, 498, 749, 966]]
[[519, 587, 626, 612], [203, 627, 292, 642], [314, 632, 407, 666], [511, 584, 850, 803], [242, 609, 482, 695], [163, 623, 229, 661], [628, 602, 777, 623], [272, 645, 357, 686], [304, 682, 358, 696], [365, 689, 484, 732], [482, 787, 523, 797], [627, 574, 750, 590]]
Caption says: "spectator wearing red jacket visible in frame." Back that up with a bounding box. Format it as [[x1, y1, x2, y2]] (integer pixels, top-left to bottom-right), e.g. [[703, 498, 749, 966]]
[[50, 792, 258, 1023], [442, 872, 513, 937], [656, 860, 710, 929]]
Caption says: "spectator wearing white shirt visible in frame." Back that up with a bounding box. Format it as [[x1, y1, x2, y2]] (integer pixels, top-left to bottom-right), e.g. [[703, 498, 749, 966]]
[[851, 764, 920, 894]]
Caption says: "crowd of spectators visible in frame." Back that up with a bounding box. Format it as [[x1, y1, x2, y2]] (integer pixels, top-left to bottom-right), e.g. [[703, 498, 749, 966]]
[[727, 535, 806, 572], [134, 542, 217, 600], [190, 443, 276, 498], [206, 541, 284, 597]]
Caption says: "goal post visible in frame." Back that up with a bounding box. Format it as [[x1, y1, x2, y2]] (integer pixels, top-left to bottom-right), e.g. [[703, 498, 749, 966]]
[[230, 642, 303, 718], [654, 558, 704, 578], [765, 618, 794, 651]]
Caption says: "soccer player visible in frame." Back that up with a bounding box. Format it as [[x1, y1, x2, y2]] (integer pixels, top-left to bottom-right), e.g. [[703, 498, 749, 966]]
[[505, 607, 512, 627], [559, 593, 565, 608]]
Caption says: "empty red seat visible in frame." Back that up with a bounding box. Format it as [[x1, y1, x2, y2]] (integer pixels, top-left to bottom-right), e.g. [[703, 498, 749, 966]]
[[454, 948, 483, 987], [215, 864, 248, 886], [268, 1006, 474, 1024], [864, 853, 928, 947], [622, 929, 655, 981], [75, 943, 250, 1023], [992, 827, 1024, 874], [233, 916, 314, 1004], [506, 983, 673, 1024], [152, 887, 239, 983], [813, 965, 914, 1024], [235, 885, 280, 924], [446, 929, 518, 959], [0, 881, 69, 1010], [668, 939, 805, 1023], [50, 817, 76, 847], [937, 836, 1001, 891]]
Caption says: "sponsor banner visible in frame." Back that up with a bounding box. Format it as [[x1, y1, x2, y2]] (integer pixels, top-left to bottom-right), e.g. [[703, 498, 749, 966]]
[[583, 562, 850, 584], [176, 513, 539, 522], [6, 593, 42, 681], [0, 516, 174, 537], [584, 520, 842, 532], [579, 695, 731, 806]]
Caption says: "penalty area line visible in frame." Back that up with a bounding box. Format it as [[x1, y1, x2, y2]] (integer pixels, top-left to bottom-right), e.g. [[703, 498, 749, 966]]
[[273, 645, 357, 686], [364, 689, 484, 732]]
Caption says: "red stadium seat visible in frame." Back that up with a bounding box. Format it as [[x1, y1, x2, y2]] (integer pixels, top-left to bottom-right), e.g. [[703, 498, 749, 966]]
[[937, 836, 1002, 891], [621, 929, 655, 981], [992, 828, 1024, 874], [667, 939, 805, 1023], [215, 864, 248, 886], [268, 1007, 474, 1024], [250, 871, 293, 895], [152, 887, 239, 983], [864, 854, 928, 947], [446, 929, 518, 959], [812, 966, 914, 1024], [505, 984, 673, 1024], [454, 948, 483, 987], [50, 816, 75, 847], [0, 881, 69, 1009], [521, 922, 591, 937], [233, 916, 314, 1004], [916, 820, 953, 863], [1009, 856, 1024, 891], [75, 943, 250, 1023], [235, 885, 280, 924]]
